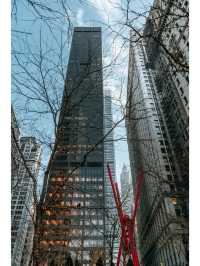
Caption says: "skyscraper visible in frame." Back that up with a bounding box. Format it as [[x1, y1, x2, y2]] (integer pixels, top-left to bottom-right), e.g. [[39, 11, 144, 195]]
[[11, 109, 42, 266], [19, 137, 42, 266], [34, 27, 105, 266], [120, 164, 133, 216], [103, 89, 118, 264], [144, 0, 189, 261], [126, 37, 187, 265], [104, 90, 116, 213], [144, 0, 189, 205], [11, 106, 21, 184]]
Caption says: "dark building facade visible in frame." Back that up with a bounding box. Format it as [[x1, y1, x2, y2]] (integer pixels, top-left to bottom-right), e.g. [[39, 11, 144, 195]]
[[34, 27, 105, 266]]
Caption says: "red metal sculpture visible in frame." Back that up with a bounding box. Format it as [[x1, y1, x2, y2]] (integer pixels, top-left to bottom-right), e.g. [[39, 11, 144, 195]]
[[107, 164, 144, 266]]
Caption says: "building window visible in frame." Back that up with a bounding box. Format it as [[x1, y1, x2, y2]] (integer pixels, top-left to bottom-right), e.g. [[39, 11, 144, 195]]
[[170, 184, 176, 192], [165, 165, 170, 171], [178, 87, 184, 96], [167, 175, 172, 181], [183, 96, 188, 105], [161, 148, 166, 154], [175, 207, 181, 216], [176, 78, 180, 86], [159, 140, 164, 145]]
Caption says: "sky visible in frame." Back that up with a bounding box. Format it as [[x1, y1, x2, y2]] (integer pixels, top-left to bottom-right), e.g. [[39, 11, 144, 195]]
[[11, 0, 152, 189]]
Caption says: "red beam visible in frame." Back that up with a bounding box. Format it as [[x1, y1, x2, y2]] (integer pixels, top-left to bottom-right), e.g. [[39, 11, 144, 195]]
[[107, 164, 143, 266]]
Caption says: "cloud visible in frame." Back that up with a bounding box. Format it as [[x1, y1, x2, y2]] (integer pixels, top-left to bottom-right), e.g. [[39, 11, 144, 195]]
[[76, 8, 84, 26], [89, 0, 122, 23]]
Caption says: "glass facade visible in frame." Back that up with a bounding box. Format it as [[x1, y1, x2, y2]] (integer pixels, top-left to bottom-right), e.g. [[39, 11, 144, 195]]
[[35, 27, 105, 266]]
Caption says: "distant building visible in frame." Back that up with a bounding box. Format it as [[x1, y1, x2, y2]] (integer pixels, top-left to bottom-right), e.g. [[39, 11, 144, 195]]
[[11, 108, 42, 266], [126, 36, 188, 265], [104, 90, 116, 212], [120, 164, 133, 216], [104, 89, 118, 264]]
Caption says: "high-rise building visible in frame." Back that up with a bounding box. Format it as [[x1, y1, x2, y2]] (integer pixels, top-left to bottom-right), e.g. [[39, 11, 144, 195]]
[[34, 27, 105, 266], [19, 137, 42, 266], [11, 109, 42, 266], [11, 106, 21, 189], [104, 90, 116, 213], [120, 164, 133, 216], [126, 37, 188, 265], [144, 0, 189, 261], [103, 89, 118, 264], [144, 0, 189, 209]]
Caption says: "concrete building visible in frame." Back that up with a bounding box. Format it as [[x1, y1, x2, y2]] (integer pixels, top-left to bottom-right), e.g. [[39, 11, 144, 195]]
[[104, 90, 116, 214], [144, 0, 189, 205], [103, 89, 118, 264], [126, 36, 188, 265], [144, 0, 189, 113], [11, 107, 21, 189], [35, 27, 105, 266], [144, 0, 189, 261], [120, 164, 133, 216], [19, 137, 42, 266], [11, 109, 42, 266]]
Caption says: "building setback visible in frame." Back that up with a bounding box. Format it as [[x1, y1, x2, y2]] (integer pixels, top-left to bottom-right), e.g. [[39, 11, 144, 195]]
[[126, 37, 188, 265], [34, 27, 105, 266], [11, 108, 42, 266]]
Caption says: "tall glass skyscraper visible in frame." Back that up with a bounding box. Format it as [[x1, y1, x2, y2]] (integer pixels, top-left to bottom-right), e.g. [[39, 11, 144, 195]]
[[34, 27, 105, 266]]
